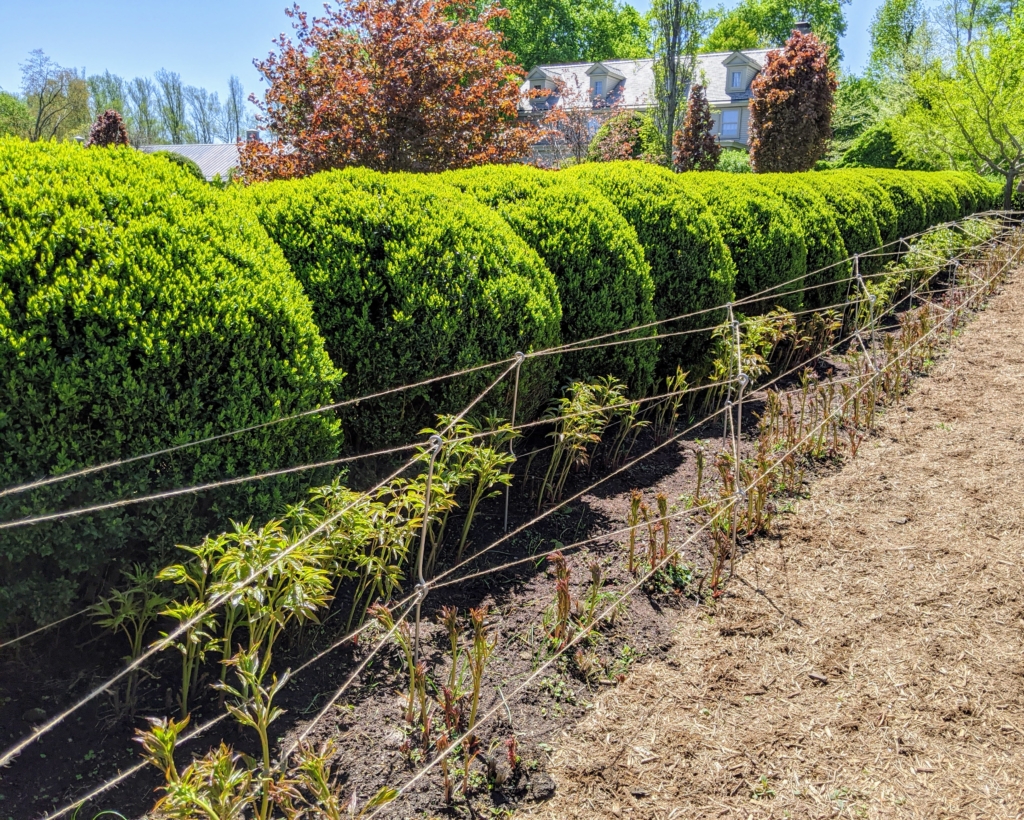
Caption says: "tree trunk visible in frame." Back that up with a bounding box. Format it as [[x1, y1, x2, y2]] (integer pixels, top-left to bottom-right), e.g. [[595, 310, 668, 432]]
[[1004, 173, 1017, 212]]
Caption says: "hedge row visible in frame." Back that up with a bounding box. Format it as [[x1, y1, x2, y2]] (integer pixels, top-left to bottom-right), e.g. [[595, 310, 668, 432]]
[[440, 164, 659, 393], [0, 139, 1002, 626], [238, 168, 563, 447], [0, 139, 342, 625]]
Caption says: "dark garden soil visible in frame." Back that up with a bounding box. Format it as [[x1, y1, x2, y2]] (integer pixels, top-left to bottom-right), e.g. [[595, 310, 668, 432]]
[[0, 395, 785, 820]]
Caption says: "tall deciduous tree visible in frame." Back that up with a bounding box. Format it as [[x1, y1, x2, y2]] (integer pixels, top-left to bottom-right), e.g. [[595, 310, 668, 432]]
[[154, 69, 191, 143], [223, 75, 246, 142], [703, 12, 762, 51], [898, 16, 1024, 208], [20, 50, 90, 142], [651, 0, 706, 165], [126, 77, 162, 145], [749, 29, 836, 172], [185, 86, 222, 143], [241, 0, 535, 180], [495, 0, 650, 70], [705, 0, 849, 60], [673, 83, 720, 171]]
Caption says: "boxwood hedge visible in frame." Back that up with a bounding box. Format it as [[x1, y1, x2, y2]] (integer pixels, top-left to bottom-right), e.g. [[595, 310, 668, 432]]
[[822, 171, 900, 246], [0, 139, 342, 626], [441, 165, 658, 394], [797, 176, 885, 275], [902, 172, 962, 225], [240, 168, 562, 446], [565, 161, 736, 374], [858, 170, 929, 239], [675, 172, 807, 313], [752, 175, 850, 309]]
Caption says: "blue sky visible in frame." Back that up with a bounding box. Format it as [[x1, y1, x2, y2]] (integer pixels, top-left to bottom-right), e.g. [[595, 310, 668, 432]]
[[0, 0, 884, 100]]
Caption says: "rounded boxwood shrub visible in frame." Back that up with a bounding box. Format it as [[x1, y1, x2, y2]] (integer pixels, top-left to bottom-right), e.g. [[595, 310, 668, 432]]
[[675, 171, 807, 313], [796, 174, 885, 275], [241, 168, 562, 446], [151, 149, 206, 183], [752, 174, 850, 309], [940, 171, 994, 216], [903, 172, 961, 226], [565, 161, 736, 375], [859, 170, 929, 239], [442, 165, 658, 394], [823, 171, 900, 246], [0, 139, 342, 626]]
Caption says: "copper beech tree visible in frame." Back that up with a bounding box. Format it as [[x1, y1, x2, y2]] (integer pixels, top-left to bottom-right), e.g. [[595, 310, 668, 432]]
[[748, 29, 837, 173], [239, 0, 536, 180], [672, 83, 720, 171], [86, 109, 130, 147]]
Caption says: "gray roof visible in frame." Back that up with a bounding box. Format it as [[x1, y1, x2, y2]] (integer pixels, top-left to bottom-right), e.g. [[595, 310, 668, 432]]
[[520, 49, 771, 113], [139, 143, 240, 181]]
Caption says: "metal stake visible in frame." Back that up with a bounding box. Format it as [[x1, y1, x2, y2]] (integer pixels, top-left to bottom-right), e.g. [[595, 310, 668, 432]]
[[413, 434, 443, 664], [722, 304, 736, 450], [854, 255, 878, 366], [730, 309, 745, 572], [504, 351, 525, 533]]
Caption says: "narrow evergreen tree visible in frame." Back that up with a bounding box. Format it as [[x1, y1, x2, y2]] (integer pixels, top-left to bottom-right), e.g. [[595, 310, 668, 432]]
[[86, 108, 130, 147], [673, 84, 721, 171], [749, 29, 837, 172]]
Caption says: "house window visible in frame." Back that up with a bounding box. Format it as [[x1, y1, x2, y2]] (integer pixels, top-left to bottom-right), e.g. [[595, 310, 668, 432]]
[[533, 83, 542, 90], [722, 109, 740, 139], [593, 80, 604, 96], [730, 70, 743, 89]]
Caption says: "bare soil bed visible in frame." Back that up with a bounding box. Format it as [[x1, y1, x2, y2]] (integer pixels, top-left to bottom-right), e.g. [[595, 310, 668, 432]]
[[522, 268, 1024, 818]]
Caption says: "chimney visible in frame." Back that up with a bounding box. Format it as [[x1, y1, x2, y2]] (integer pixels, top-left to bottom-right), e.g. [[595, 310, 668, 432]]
[[794, 20, 812, 36], [245, 129, 260, 143]]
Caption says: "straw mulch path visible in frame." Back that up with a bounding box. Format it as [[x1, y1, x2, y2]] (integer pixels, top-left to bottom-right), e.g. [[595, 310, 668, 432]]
[[522, 268, 1024, 819]]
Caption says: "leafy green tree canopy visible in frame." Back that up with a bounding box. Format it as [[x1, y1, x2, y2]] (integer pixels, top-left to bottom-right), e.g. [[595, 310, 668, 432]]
[[495, 0, 650, 69], [898, 14, 1024, 208], [704, 0, 850, 60], [0, 92, 30, 138]]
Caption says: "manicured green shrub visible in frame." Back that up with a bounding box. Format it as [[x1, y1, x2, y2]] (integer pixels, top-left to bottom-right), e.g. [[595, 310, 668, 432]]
[[824, 171, 900, 246], [794, 174, 884, 275], [565, 161, 736, 374], [858, 170, 929, 239], [242, 168, 562, 446], [152, 149, 206, 182], [752, 175, 850, 308], [717, 148, 752, 173], [902, 172, 961, 226], [0, 139, 342, 627], [939, 171, 994, 216], [442, 165, 658, 394], [675, 171, 807, 313]]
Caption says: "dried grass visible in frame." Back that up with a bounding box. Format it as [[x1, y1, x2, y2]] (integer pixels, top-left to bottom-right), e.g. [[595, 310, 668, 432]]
[[522, 269, 1024, 819]]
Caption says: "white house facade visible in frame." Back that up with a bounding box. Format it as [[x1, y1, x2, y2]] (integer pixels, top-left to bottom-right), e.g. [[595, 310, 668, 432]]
[[519, 49, 771, 148]]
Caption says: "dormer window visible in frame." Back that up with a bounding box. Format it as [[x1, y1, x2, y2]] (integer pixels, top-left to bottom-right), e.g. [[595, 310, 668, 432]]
[[533, 83, 542, 90], [593, 80, 604, 96], [730, 70, 743, 89]]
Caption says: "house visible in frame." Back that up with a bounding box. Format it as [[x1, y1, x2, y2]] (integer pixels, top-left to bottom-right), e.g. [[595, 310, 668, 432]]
[[520, 48, 772, 149], [138, 142, 242, 182]]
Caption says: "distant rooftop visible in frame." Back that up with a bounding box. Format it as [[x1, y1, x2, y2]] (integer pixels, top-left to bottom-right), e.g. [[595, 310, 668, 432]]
[[139, 143, 240, 181], [520, 49, 772, 113]]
